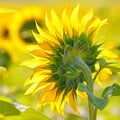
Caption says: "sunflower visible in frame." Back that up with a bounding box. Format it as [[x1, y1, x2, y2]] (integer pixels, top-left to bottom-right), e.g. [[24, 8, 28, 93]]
[[10, 5, 46, 53], [22, 4, 118, 115], [0, 9, 17, 66]]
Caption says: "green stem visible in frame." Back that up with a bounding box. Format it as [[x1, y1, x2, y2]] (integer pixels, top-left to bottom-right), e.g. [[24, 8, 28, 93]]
[[74, 56, 94, 120], [66, 51, 96, 120], [93, 107, 97, 120], [70, 54, 94, 120], [88, 101, 94, 120]]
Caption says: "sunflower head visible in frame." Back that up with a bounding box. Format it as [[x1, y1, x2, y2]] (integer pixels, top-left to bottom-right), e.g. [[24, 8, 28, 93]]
[[22, 4, 118, 115]]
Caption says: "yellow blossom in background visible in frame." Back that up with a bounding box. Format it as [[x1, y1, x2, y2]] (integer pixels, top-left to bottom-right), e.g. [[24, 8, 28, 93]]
[[0, 13, 17, 62], [10, 5, 46, 53], [0, 8, 17, 67], [22, 4, 119, 115], [0, 5, 46, 68]]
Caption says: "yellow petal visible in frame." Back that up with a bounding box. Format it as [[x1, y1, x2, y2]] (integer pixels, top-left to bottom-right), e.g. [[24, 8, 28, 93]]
[[62, 8, 72, 37], [31, 48, 51, 58], [27, 44, 40, 51], [32, 31, 43, 43], [95, 75, 103, 86], [38, 83, 56, 104], [50, 102, 55, 113], [92, 19, 107, 41], [51, 9, 63, 38], [25, 83, 39, 95], [45, 13, 56, 36], [39, 43, 52, 51], [95, 62, 100, 71], [29, 72, 50, 84], [103, 68, 112, 75], [70, 4, 80, 33], [36, 23, 60, 45], [32, 77, 51, 94], [24, 70, 51, 86], [55, 91, 66, 115], [21, 59, 49, 68], [47, 89, 57, 102], [68, 90, 80, 114], [81, 9, 93, 29], [77, 90, 88, 99], [24, 77, 31, 87], [86, 17, 100, 36], [98, 68, 112, 82], [97, 49, 118, 59]]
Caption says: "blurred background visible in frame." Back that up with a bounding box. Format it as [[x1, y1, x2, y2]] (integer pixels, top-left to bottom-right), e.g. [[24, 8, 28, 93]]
[[0, 0, 120, 120]]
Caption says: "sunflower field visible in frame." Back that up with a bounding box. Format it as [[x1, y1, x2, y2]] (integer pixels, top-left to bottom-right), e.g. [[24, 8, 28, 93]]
[[0, 0, 120, 120]]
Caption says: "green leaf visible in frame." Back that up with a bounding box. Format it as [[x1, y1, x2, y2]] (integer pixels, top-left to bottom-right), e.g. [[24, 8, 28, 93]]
[[78, 83, 108, 110], [65, 113, 84, 120], [78, 83, 120, 110], [102, 83, 120, 98], [0, 100, 20, 116], [0, 96, 12, 103], [20, 108, 52, 120]]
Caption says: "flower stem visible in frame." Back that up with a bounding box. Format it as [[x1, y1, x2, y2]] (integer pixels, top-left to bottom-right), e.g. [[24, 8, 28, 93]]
[[74, 56, 96, 120], [88, 101, 93, 120], [72, 55, 94, 120], [66, 51, 95, 120], [93, 107, 97, 120]]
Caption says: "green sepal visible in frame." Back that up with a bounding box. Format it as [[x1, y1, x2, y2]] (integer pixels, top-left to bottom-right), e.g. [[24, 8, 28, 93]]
[[107, 62, 120, 73], [64, 67, 79, 78], [63, 44, 72, 63], [98, 58, 107, 68]]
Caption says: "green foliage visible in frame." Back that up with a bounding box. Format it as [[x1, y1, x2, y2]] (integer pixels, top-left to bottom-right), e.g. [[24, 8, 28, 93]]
[[102, 83, 120, 98], [3, 108, 52, 120], [65, 113, 84, 120], [78, 83, 108, 110], [78, 83, 120, 110], [0, 100, 20, 117], [19, 108, 52, 120]]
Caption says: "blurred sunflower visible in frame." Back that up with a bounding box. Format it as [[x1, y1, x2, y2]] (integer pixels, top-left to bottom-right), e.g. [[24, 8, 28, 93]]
[[22, 5, 119, 115], [0, 6, 46, 67], [10, 5, 46, 53], [0, 9, 16, 67]]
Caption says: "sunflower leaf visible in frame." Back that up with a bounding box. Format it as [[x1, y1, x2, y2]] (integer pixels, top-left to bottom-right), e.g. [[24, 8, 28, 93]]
[[20, 108, 52, 120], [102, 83, 120, 98], [78, 83, 108, 110], [0, 100, 20, 116]]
